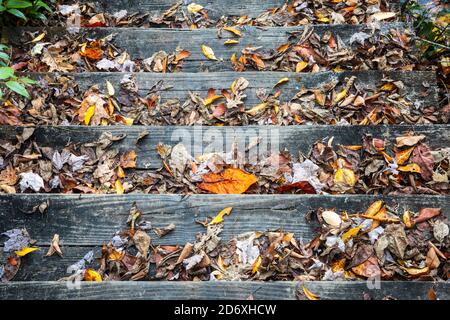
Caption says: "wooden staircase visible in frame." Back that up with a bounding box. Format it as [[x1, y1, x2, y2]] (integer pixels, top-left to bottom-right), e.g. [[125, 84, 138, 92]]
[[0, 1, 448, 300]]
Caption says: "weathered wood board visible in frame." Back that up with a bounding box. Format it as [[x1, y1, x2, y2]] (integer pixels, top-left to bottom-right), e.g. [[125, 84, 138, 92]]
[[3, 23, 409, 72], [1, 125, 448, 170], [1, 194, 448, 247], [91, 0, 288, 19], [24, 70, 439, 107], [0, 281, 447, 300]]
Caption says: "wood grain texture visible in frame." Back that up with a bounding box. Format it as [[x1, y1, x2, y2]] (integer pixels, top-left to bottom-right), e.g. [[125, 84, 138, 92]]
[[1, 125, 448, 169], [3, 23, 407, 72], [91, 0, 401, 20], [93, 0, 288, 19], [0, 281, 447, 300], [24, 70, 439, 107], [1, 194, 448, 246]]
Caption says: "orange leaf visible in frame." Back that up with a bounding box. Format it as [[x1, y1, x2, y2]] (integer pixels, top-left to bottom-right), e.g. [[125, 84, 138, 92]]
[[84, 268, 102, 282], [198, 168, 257, 194], [303, 286, 320, 300], [395, 147, 415, 165], [80, 47, 104, 61]]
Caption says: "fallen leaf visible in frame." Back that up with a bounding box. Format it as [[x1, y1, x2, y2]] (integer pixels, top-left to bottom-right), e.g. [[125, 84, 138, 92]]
[[412, 144, 434, 181], [223, 26, 242, 37], [414, 208, 441, 224], [395, 147, 415, 165], [46, 234, 63, 257], [370, 12, 396, 21], [133, 230, 151, 257], [106, 81, 115, 96], [210, 207, 233, 225], [296, 61, 308, 72], [342, 226, 362, 242], [251, 255, 262, 274], [15, 247, 39, 257], [277, 181, 316, 194], [274, 77, 289, 87], [322, 210, 342, 227], [187, 3, 203, 13], [198, 168, 257, 194], [84, 268, 102, 281], [154, 223, 176, 237], [224, 39, 239, 45], [351, 256, 380, 278], [201, 45, 218, 60], [396, 135, 425, 147], [398, 163, 421, 173], [303, 286, 320, 300]]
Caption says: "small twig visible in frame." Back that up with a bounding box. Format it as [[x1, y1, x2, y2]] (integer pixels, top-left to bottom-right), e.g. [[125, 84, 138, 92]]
[[414, 36, 450, 50]]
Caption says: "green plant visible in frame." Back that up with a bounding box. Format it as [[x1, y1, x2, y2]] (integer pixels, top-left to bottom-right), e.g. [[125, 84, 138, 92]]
[[0, 0, 52, 23], [401, 0, 449, 60], [0, 45, 37, 100]]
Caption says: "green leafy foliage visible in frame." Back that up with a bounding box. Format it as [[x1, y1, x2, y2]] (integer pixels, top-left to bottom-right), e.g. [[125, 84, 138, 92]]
[[402, 0, 449, 60], [0, 46, 37, 100], [0, 0, 53, 24]]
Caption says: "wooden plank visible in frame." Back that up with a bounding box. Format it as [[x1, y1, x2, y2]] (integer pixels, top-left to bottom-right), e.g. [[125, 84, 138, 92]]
[[90, 0, 401, 20], [92, 0, 287, 19], [0, 125, 448, 170], [1, 194, 448, 246], [24, 70, 439, 108], [3, 23, 409, 72], [0, 246, 98, 281], [0, 281, 447, 300]]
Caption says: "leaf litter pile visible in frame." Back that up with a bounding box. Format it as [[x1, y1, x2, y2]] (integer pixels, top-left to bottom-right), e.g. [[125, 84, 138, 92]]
[[52, 1, 398, 29], [0, 129, 448, 195], [1, 73, 443, 126], [2, 201, 448, 297]]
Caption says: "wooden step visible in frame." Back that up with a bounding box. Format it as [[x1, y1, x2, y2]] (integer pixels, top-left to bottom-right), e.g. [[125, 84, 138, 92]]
[[0, 194, 448, 281], [23, 70, 439, 108], [3, 23, 415, 73], [0, 280, 447, 300], [88, 0, 400, 22], [1, 124, 448, 170]]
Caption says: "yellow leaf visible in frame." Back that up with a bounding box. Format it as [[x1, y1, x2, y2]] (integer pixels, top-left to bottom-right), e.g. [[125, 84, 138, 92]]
[[84, 268, 102, 282], [187, 3, 203, 13], [106, 80, 115, 96], [295, 61, 308, 72], [31, 32, 46, 43], [334, 168, 357, 187], [403, 210, 414, 228], [303, 286, 320, 300], [274, 77, 289, 87], [201, 45, 218, 60], [342, 226, 362, 242], [395, 147, 415, 165], [223, 26, 242, 37], [224, 39, 239, 45], [246, 103, 268, 116], [365, 200, 384, 217], [251, 255, 262, 274], [203, 95, 223, 106], [210, 207, 233, 225], [398, 163, 421, 173], [117, 166, 125, 178], [334, 89, 348, 104], [84, 105, 96, 125], [15, 247, 39, 257], [115, 179, 124, 194]]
